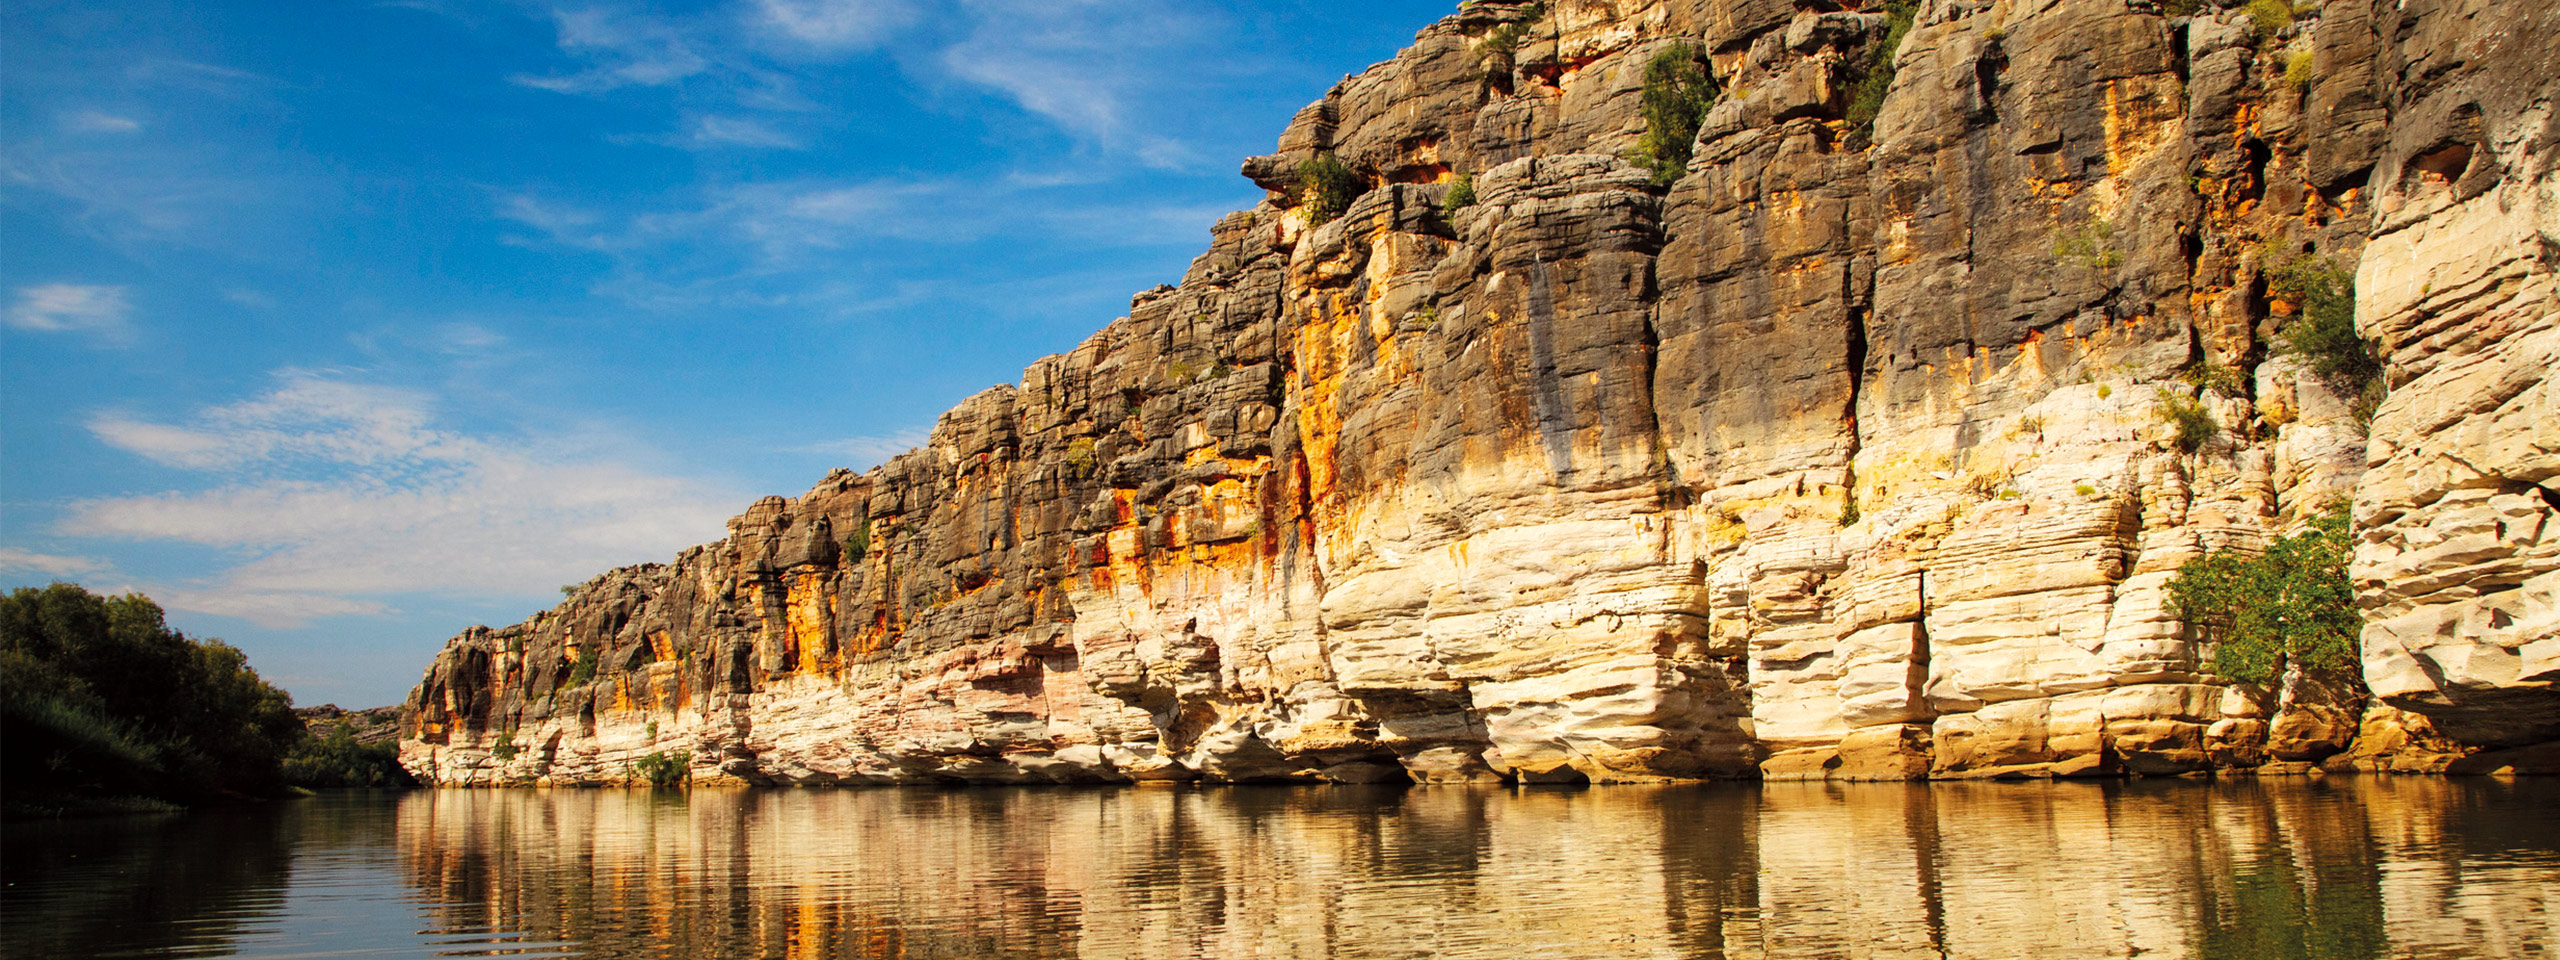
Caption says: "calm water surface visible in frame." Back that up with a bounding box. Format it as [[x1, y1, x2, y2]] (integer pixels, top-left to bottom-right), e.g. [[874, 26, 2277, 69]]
[[3, 778, 2554, 959]]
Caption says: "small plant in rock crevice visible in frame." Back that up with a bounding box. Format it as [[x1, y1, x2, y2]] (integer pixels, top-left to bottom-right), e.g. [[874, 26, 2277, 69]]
[[2265, 252, 2384, 422], [1846, 1, 1919, 131], [1294, 153, 1365, 226], [1634, 42, 1719, 185], [1442, 171, 1477, 218], [2157, 388, 2220, 453], [2053, 216, 2125, 270]]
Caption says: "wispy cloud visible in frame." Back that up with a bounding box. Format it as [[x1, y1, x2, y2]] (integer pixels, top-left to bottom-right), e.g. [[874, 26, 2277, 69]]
[[751, 0, 918, 49], [940, 0, 1214, 167], [65, 110, 143, 133], [7, 284, 136, 345], [0, 548, 113, 578], [685, 114, 803, 149], [58, 370, 744, 627], [511, 7, 712, 94], [795, 428, 932, 470]]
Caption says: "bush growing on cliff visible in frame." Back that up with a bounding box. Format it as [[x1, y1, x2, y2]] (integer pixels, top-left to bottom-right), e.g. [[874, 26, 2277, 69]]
[[632, 751, 686, 788], [2157, 388, 2220, 452], [1295, 153, 1364, 226], [1635, 42, 1718, 185], [1, 583, 302, 815], [2168, 506, 2360, 685], [2266, 253, 2384, 421], [1442, 171, 1476, 218], [1846, 1, 1919, 131], [842, 516, 870, 563]]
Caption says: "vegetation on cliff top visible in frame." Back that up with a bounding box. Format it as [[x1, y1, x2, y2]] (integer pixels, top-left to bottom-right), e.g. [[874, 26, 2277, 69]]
[[2167, 506, 2362, 686]]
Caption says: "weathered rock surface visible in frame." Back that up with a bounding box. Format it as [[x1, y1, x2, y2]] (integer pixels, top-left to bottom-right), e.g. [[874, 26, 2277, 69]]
[[403, 0, 2557, 785]]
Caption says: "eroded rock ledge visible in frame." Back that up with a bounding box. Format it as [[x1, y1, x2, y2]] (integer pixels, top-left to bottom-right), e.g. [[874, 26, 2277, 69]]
[[402, 0, 2558, 785]]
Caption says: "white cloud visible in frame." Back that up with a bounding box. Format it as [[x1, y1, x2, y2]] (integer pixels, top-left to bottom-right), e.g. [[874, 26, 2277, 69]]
[[795, 428, 932, 470], [512, 7, 712, 93], [752, 0, 917, 49], [0, 548, 113, 578], [938, 0, 1213, 167], [66, 110, 143, 133], [687, 114, 803, 149], [7, 284, 136, 345], [58, 370, 744, 627]]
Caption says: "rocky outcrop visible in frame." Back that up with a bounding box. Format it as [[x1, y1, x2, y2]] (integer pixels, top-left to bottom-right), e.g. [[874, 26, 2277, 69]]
[[402, 0, 2557, 785]]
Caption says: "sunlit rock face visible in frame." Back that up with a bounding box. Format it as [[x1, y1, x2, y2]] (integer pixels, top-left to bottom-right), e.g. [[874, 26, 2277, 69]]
[[402, 0, 2556, 786]]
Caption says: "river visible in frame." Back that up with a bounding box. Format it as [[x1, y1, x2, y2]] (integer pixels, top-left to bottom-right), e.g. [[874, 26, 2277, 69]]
[[2, 777, 2553, 959]]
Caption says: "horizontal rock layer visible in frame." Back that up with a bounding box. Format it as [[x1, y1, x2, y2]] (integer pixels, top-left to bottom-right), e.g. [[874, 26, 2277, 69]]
[[402, 0, 2558, 785]]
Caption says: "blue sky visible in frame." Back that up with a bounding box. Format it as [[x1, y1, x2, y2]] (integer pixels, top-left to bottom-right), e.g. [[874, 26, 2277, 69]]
[[2, 0, 1455, 708]]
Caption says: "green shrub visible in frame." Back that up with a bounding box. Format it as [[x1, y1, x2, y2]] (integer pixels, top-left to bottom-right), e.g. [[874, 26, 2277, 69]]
[[2160, 0, 2203, 15], [2244, 0, 2297, 40], [491, 729, 519, 761], [2284, 48, 2315, 88], [282, 722, 417, 789], [1442, 171, 1476, 217], [1474, 2, 1546, 80], [632, 751, 686, 788], [842, 516, 870, 563], [566, 654, 596, 688], [1295, 153, 1364, 226], [2266, 253, 2383, 420], [2168, 506, 2360, 685], [2181, 359, 2248, 397], [1846, 1, 1919, 130], [2053, 217, 2124, 270], [1635, 42, 1718, 185], [2157, 388, 2219, 452]]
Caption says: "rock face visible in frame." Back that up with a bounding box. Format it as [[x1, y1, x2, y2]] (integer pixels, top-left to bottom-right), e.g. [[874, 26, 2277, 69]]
[[402, 0, 2558, 786]]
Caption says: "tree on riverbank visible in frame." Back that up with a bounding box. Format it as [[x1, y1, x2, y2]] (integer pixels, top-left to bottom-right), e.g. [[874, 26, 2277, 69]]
[[2168, 506, 2362, 685], [2, 583, 305, 816]]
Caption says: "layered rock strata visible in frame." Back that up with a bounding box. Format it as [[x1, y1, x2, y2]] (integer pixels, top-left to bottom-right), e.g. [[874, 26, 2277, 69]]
[[403, 0, 2558, 785]]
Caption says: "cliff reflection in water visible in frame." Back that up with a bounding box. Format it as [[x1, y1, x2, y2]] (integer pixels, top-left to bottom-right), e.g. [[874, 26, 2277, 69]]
[[391, 778, 2557, 960]]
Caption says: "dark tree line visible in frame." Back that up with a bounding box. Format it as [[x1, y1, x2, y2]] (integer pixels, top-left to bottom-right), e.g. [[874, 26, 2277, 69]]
[[1, 583, 408, 818]]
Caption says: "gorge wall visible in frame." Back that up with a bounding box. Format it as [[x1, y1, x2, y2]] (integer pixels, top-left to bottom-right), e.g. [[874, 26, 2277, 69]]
[[400, 0, 2559, 785]]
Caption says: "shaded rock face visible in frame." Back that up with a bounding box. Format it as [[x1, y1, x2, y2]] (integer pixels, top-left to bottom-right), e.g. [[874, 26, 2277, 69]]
[[402, 0, 2557, 786]]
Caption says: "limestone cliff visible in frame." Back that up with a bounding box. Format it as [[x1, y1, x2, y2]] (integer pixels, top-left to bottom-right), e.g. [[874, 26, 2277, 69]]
[[401, 0, 2558, 785]]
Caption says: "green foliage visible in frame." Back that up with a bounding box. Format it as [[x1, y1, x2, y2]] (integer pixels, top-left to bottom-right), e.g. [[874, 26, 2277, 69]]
[[632, 751, 686, 788], [491, 729, 519, 761], [2053, 217, 2124, 270], [2181, 359, 2248, 397], [566, 654, 597, 688], [281, 722, 417, 789], [1474, 3, 1546, 80], [1846, 1, 1919, 130], [2266, 253, 2384, 421], [2159, 0, 2203, 16], [2245, 0, 2298, 39], [2075, 483, 2099, 497], [1295, 153, 1365, 226], [1839, 497, 1861, 527], [2285, 48, 2316, 88], [2168, 507, 2361, 685], [2157, 388, 2221, 453], [842, 516, 870, 563], [1, 583, 303, 815], [1442, 171, 1476, 217], [1635, 42, 1718, 185]]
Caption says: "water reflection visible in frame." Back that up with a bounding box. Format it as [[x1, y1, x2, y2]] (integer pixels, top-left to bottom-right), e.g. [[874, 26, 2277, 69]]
[[3, 779, 2553, 959]]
